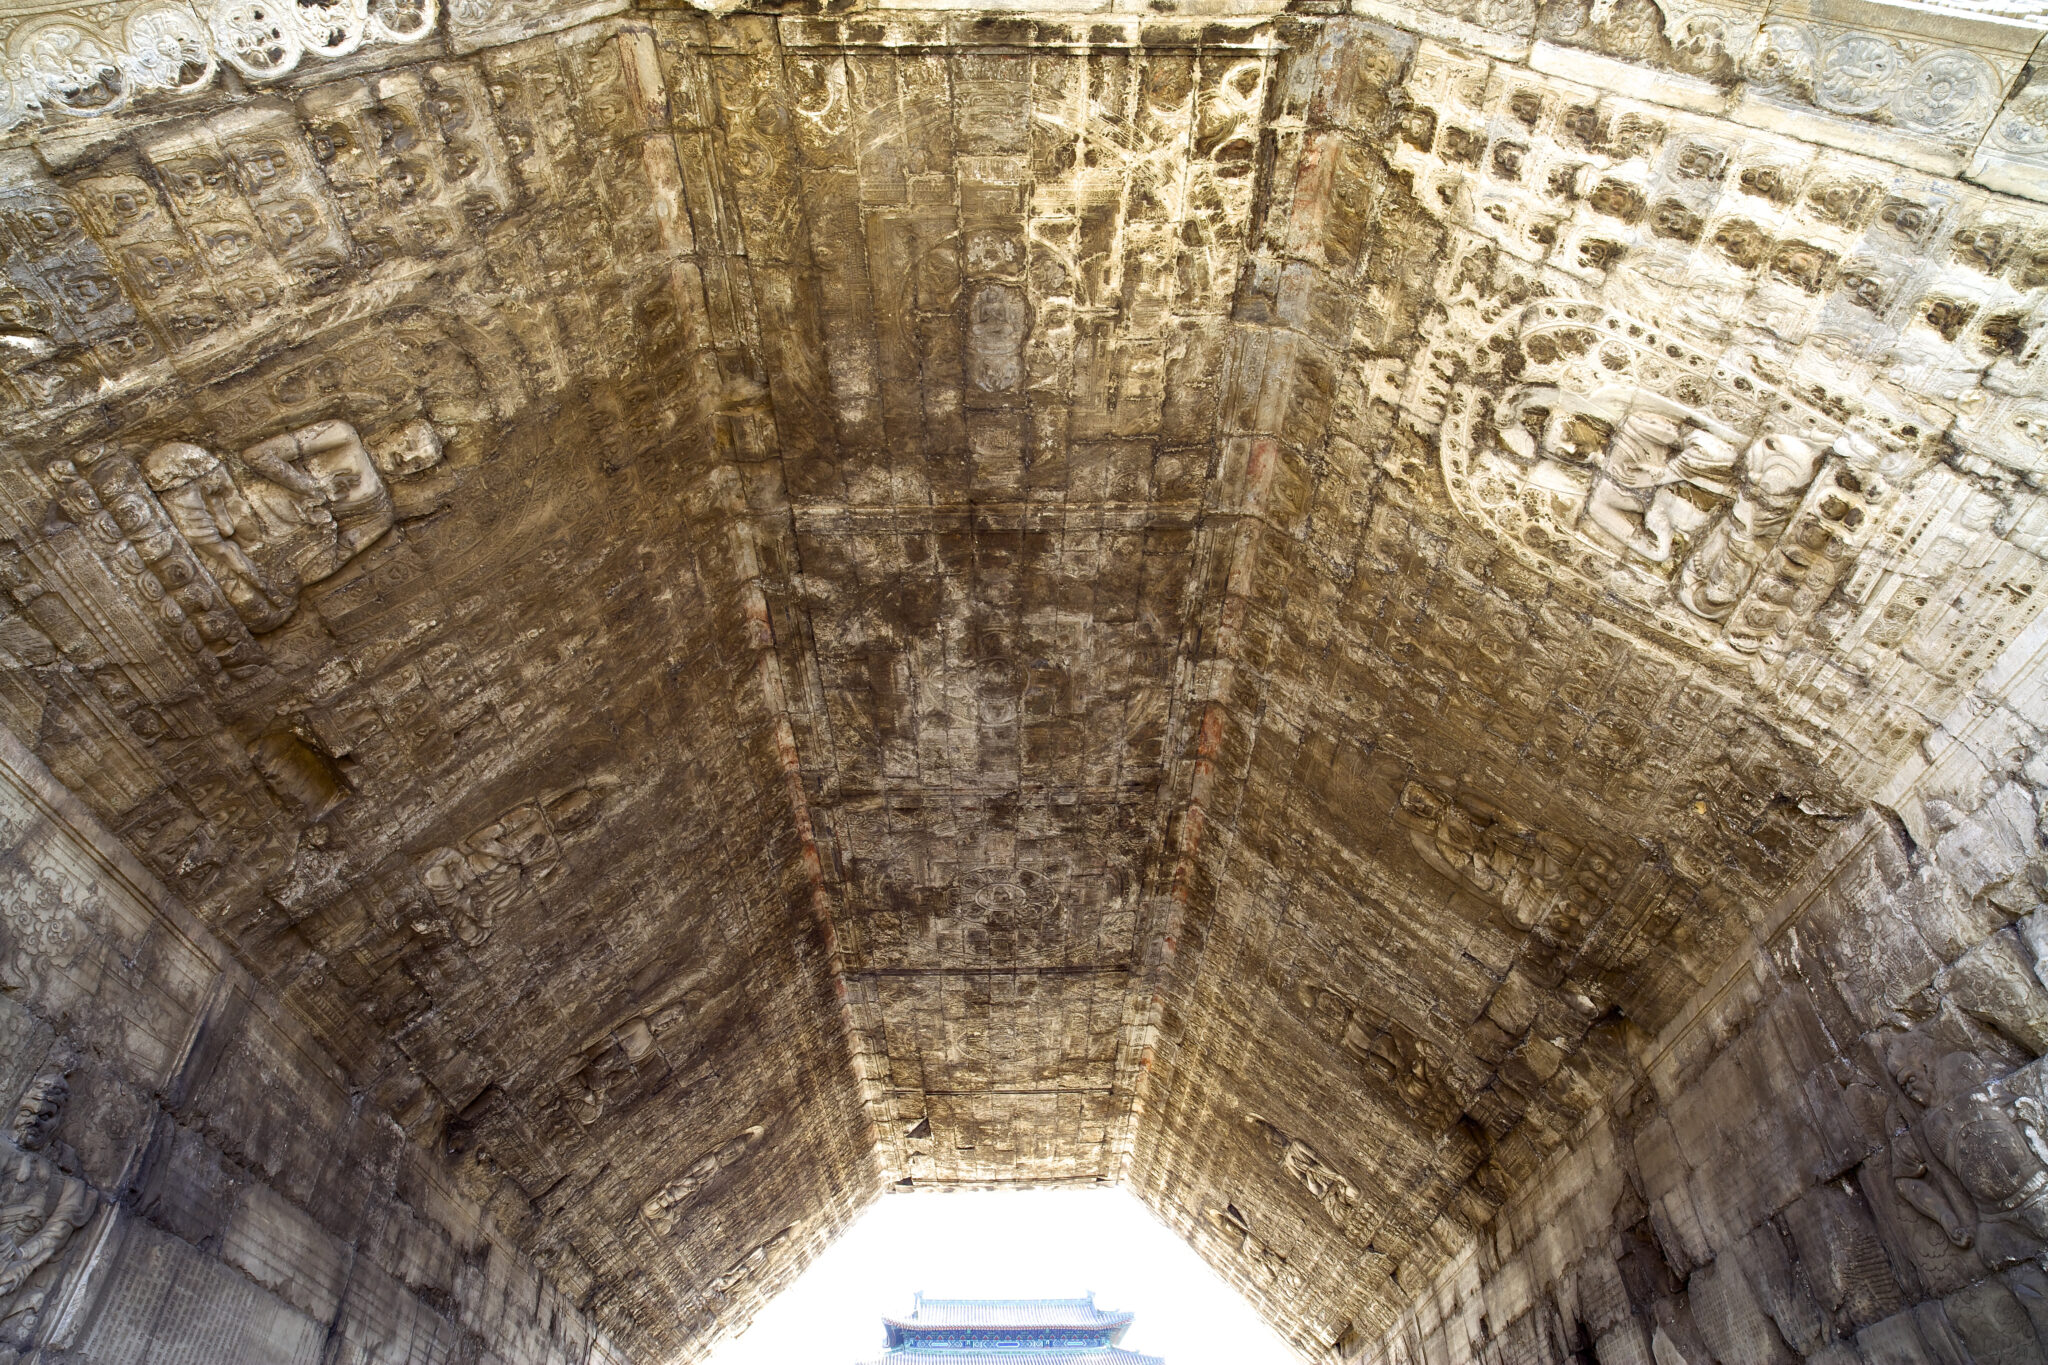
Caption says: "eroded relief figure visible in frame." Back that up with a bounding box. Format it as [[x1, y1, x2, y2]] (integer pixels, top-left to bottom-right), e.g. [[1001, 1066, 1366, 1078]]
[[1250, 1116, 1359, 1223], [1439, 301, 1901, 660], [1492, 381, 1847, 621], [1496, 385, 1741, 564], [140, 441, 289, 630], [1395, 780, 1590, 930], [416, 788, 595, 945], [1884, 1032, 2048, 1269], [238, 420, 395, 589], [707, 1226, 794, 1300], [62, 423, 394, 644], [0, 1067, 93, 1331], [642, 1125, 768, 1235], [1676, 435, 1835, 624]]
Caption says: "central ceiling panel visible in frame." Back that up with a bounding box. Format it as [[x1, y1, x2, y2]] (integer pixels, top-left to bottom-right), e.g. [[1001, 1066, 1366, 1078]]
[[651, 14, 1281, 1184]]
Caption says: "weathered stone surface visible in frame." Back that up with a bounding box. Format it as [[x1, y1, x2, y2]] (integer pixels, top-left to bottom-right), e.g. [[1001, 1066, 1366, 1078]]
[[0, 0, 2046, 1360]]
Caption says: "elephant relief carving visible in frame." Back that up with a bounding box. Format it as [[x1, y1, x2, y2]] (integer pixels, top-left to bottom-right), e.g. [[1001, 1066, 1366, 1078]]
[[1881, 1031, 2048, 1270], [0, 1065, 93, 1332]]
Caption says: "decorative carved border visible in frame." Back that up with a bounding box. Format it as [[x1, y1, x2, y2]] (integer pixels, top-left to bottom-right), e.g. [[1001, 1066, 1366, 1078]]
[[0, 0, 437, 133]]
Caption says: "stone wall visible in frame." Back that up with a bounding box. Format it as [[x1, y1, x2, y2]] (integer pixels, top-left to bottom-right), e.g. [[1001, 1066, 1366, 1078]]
[[0, 723, 636, 1365], [3, 0, 2048, 1357], [1350, 619, 2048, 1363]]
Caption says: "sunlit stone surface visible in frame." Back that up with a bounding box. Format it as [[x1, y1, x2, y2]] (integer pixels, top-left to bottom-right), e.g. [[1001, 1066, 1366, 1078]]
[[2, 0, 2048, 1359]]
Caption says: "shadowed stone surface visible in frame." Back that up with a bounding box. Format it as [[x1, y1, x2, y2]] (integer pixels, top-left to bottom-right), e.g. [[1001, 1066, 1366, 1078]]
[[1, 0, 2048, 1361]]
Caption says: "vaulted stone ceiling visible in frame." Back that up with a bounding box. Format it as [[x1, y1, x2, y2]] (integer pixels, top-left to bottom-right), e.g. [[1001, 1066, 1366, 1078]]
[[3, 0, 2048, 1359]]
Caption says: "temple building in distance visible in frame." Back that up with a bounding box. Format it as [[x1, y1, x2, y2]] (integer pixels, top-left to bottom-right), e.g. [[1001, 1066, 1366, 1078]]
[[861, 1295, 1163, 1365]]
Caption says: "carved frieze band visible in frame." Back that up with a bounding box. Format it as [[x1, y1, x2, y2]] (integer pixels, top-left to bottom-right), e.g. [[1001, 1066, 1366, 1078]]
[[0, 0, 438, 133]]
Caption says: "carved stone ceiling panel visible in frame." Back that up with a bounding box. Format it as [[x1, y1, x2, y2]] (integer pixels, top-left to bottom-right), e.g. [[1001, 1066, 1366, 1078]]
[[0, 0, 2044, 1361]]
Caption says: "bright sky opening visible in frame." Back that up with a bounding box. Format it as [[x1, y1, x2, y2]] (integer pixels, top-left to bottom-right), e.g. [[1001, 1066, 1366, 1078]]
[[703, 1188, 1304, 1365]]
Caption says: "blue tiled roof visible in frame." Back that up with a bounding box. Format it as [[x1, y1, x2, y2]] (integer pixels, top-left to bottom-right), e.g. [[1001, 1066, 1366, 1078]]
[[886, 1296, 1134, 1331], [862, 1349, 1163, 1365], [870, 1293, 1154, 1363]]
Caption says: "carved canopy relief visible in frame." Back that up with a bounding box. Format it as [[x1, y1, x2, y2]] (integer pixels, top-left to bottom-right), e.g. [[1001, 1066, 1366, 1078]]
[[1439, 299, 1902, 660]]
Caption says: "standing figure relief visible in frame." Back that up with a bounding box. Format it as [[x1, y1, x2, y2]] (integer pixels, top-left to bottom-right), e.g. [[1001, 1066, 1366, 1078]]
[[0, 1066, 93, 1333]]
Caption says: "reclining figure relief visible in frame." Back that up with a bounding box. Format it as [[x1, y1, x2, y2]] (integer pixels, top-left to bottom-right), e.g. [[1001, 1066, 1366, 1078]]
[[1491, 380, 1873, 634], [1437, 300, 1916, 664]]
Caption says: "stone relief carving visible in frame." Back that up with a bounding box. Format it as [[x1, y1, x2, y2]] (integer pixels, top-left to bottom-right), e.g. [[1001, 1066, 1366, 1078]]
[[1940, 930, 2048, 1058], [1203, 1203, 1302, 1291], [951, 866, 1060, 921], [705, 1225, 795, 1300], [0, 0, 437, 132], [49, 421, 396, 674], [233, 420, 395, 594], [554, 953, 731, 1126], [368, 418, 444, 477], [414, 786, 598, 945], [641, 1124, 767, 1235], [1430, 299, 1920, 664], [1394, 778, 1621, 933], [1292, 980, 1452, 1123], [0, 1064, 93, 1329], [1529, 0, 2042, 147], [140, 441, 286, 629], [1249, 1116, 1359, 1223], [0, 845, 100, 987], [1393, 48, 2048, 523], [1, 83, 511, 427], [49, 448, 268, 677], [1738, 21, 2015, 144], [1882, 1031, 2048, 1270]]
